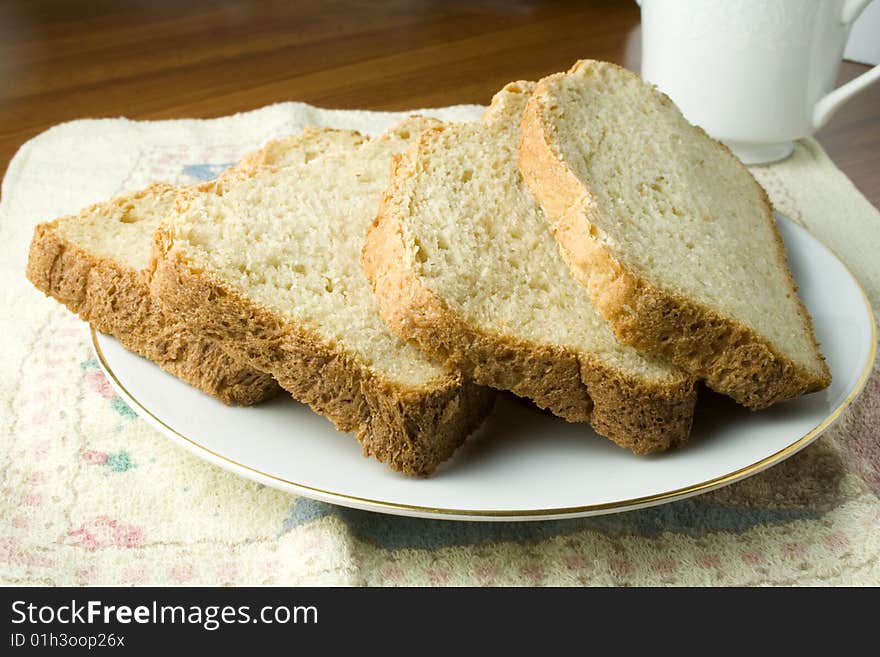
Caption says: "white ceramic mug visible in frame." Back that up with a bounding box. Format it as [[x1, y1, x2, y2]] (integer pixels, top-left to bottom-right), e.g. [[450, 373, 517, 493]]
[[639, 0, 880, 164]]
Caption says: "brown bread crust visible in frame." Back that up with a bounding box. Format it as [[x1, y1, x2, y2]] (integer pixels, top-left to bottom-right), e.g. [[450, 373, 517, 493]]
[[26, 191, 280, 406], [149, 188, 493, 477], [518, 60, 831, 409], [362, 146, 696, 455]]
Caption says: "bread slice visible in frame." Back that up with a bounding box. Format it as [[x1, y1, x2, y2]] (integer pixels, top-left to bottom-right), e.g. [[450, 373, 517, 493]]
[[26, 183, 279, 405], [150, 118, 493, 476], [362, 82, 696, 454], [519, 60, 831, 409], [234, 127, 366, 174]]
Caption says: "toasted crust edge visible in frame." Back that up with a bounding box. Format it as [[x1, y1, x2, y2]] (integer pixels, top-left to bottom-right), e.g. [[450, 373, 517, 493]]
[[149, 185, 493, 477], [362, 138, 696, 455], [518, 60, 831, 410], [25, 186, 280, 406]]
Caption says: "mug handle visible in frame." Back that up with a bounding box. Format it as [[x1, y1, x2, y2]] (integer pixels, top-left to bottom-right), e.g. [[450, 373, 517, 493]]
[[813, 0, 880, 129]]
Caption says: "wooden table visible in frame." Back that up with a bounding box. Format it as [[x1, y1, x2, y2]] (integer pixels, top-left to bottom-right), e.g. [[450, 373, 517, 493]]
[[1, 0, 877, 205]]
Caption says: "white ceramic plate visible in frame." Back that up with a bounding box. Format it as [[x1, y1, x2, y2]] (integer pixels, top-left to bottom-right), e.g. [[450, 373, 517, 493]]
[[93, 215, 875, 521]]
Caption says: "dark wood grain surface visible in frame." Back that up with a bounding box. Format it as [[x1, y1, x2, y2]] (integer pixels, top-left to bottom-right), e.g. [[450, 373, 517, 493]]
[[1, 0, 877, 205]]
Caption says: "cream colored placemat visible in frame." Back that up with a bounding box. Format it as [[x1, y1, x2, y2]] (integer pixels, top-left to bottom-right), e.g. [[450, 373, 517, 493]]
[[1, 103, 878, 586]]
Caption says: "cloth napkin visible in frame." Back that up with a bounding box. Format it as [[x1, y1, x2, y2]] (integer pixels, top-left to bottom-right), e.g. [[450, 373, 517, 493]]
[[1, 102, 878, 586]]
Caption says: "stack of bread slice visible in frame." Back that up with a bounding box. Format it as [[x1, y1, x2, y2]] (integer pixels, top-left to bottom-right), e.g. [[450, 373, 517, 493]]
[[26, 59, 830, 476]]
